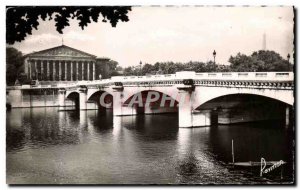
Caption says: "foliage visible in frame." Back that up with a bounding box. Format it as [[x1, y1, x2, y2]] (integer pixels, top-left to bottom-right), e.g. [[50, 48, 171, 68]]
[[6, 47, 25, 85], [106, 60, 120, 77], [123, 61, 229, 76], [229, 50, 292, 72], [97, 59, 121, 79], [6, 6, 132, 44], [122, 50, 292, 76]]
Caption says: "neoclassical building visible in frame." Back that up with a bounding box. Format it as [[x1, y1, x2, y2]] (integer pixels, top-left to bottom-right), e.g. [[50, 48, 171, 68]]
[[24, 45, 110, 82]]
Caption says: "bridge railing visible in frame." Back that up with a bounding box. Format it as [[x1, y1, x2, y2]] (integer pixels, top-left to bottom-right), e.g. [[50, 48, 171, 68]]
[[9, 71, 293, 89], [110, 74, 177, 82], [194, 72, 293, 81], [44, 71, 296, 88]]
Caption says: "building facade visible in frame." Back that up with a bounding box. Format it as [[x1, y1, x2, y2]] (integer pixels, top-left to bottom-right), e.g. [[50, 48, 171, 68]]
[[24, 45, 110, 82]]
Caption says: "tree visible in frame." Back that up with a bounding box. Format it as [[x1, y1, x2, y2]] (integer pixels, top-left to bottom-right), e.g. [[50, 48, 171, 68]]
[[229, 53, 257, 72], [6, 47, 24, 85], [251, 50, 292, 71], [229, 50, 292, 72], [98, 60, 120, 79], [141, 63, 155, 75], [6, 6, 132, 44]]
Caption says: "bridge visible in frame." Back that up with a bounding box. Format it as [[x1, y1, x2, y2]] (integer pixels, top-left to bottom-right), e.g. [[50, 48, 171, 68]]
[[7, 71, 294, 128]]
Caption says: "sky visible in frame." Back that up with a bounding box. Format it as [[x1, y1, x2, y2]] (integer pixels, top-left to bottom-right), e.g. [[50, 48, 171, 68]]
[[9, 6, 294, 67]]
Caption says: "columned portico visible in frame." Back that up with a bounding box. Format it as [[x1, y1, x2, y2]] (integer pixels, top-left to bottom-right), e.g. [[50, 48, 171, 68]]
[[24, 45, 107, 83], [26, 59, 100, 82]]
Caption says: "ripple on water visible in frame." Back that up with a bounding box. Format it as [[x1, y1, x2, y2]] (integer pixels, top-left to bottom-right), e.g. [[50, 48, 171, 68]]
[[6, 108, 295, 184]]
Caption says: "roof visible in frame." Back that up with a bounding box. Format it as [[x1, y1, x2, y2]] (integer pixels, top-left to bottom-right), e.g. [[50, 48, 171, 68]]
[[24, 45, 98, 58]]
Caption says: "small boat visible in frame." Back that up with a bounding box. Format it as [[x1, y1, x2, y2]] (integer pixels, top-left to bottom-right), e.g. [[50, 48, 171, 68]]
[[229, 161, 287, 167], [229, 139, 287, 167]]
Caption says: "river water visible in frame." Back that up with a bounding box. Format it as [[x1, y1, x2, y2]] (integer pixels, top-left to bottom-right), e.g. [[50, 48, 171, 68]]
[[6, 107, 294, 184]]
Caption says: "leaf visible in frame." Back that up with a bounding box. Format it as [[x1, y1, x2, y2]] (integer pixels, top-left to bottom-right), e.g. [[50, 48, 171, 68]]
[[6, 6, 132, 44]]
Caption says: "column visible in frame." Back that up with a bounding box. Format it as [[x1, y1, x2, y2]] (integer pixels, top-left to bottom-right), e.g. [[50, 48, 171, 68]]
[[58, 89, 66, 111], [79, 86, 87, 110], [87, 62, 90, 81], [93, 62, 95, 80], [71, 61, 73, 81], [76, 61, 79, 81], [34, 60, 37, 80], [65, 61, 67, 81], [53, 61, 56, 81], [28, 60, 32, 79], [47, 60, 50, 81], [82, 62, 85, 81], [59, 61, 62, 81], [41, 60, 44, 80]]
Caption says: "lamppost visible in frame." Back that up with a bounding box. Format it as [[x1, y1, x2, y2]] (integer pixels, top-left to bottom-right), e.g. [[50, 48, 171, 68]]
[[287, 54, 290, 71], [139, 61, 142, 76], [213, 50, 216, 64]]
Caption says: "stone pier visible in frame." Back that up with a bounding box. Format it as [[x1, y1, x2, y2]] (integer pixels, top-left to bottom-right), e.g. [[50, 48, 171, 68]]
[[79, 86, 87, 110], [58, 89, 66, 111]]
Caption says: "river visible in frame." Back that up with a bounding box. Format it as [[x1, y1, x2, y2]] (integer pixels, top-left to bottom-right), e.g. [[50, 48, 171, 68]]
[[6, 107, 294, 184]]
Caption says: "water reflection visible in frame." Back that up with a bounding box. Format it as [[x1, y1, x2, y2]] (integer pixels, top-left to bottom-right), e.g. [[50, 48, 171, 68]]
[[7, 108, 294, 184], [6, 109, 25, 151]]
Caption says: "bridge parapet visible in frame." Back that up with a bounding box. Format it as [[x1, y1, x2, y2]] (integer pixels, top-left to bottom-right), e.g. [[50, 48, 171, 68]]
[[7, 71, 294, 90], [194, 72, 293, 81], [106, 71, 293, 83]]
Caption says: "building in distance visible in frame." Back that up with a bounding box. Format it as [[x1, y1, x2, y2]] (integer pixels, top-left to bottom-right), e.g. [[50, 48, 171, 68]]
[[23, 45, 112, 84]]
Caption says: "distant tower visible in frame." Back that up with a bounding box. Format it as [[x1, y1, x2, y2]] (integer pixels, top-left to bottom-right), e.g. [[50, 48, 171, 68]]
[[262, 33, 266, 50]]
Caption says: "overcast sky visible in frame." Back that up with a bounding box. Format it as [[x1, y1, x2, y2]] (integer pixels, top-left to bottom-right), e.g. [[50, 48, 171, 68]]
[[9, 6, 294, 66]]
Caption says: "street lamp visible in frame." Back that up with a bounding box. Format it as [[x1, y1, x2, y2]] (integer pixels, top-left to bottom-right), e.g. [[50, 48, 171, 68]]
[[213, 50, 216, 64]]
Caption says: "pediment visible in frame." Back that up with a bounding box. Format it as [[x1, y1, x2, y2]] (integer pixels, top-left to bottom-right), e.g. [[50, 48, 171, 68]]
[[26, 45, 96, 58]]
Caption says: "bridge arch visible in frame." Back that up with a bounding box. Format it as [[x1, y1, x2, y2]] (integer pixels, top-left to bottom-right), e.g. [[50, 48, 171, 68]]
[[86, 88, 114, 101], [123, 90, 179, 114], [192, 86, 293, 110], [122, 87, 180, 104], [87, 90, 113, 109], [66, 91, 80, 110], [66, 90, 80, 99], [194, 93, 291, 110], [193, 92, 293, 126]]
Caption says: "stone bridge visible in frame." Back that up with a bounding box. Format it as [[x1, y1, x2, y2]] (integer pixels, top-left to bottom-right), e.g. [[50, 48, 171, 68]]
[[7, 71, 294, 127]]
